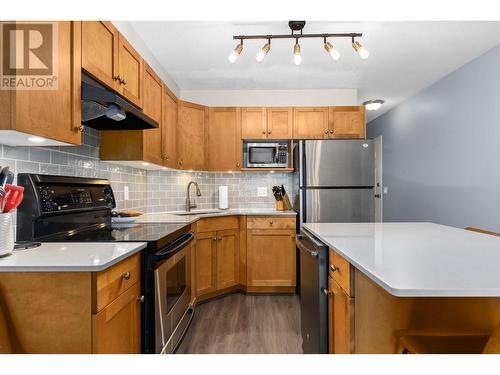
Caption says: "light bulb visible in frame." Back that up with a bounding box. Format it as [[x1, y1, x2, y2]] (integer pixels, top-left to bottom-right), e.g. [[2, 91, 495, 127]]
[[256, 42, 271, 63], [362, 100, 384, 111], [293, 41, 302, 65], [228, 42, 243, 63], [352, 41, 369, 60], [324, 41, 340, 61]]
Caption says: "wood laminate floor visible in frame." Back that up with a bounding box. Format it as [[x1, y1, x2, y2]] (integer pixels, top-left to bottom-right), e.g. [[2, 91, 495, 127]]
[[176, 293, 303, 354]]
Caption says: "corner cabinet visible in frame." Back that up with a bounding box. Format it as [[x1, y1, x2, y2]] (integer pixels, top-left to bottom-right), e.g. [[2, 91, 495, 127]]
[[178, 101, 208, 170], [208, 107, 242, 171], [0, 21, 82, 145]]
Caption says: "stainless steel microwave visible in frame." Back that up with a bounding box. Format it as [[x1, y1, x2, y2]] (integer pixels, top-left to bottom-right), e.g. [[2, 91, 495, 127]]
[[243, 141, 289, 168]]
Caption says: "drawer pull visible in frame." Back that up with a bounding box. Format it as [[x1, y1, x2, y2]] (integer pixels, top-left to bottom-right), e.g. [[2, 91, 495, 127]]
[[330, 265, 339, 273], [121, 272, 131, 280], [322, 288, 333, 296], [269, 221, 273, 225]]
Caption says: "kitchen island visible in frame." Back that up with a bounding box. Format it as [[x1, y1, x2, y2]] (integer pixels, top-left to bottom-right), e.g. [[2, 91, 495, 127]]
[[303, 222, 500, 354]]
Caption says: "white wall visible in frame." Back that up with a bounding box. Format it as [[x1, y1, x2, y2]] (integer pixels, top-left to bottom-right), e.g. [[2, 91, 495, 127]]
[[112, 21, 180, 97], [180, 89, 357, 106]]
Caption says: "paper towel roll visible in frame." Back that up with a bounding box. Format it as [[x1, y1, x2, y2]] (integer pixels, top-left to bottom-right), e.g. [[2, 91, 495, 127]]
[[218, 185, 229, 210]]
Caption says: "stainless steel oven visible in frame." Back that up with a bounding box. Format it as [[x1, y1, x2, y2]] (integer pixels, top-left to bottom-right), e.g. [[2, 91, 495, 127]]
[[244, 141, 289, 168], [154, 231, 195, 353]]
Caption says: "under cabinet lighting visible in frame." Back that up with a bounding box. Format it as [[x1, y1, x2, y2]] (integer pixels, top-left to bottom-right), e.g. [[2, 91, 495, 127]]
[[142, 162, 150, 166], [28, 136, 46, 143]]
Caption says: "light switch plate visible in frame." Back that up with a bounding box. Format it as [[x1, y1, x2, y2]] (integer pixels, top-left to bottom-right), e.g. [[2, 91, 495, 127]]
[[257, 187, 267, 197], [124, 186, 129, 200]]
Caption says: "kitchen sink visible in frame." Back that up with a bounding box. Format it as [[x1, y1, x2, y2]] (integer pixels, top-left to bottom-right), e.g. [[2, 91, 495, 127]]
[[172, 209, 225, 216]]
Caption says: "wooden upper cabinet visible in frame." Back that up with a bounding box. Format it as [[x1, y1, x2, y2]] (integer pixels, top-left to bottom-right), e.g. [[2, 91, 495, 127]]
[[208, 107, 242, 171], [1, 21, 82, 145], [162, 86, 178, 168], [216, 229, 240, 290], [292, 107, 329, 139], [118, 34, 143, 108], [267, 107, 293, 139], [329, 106, 366, 139], [142, 64, 163, 165], [81, 21, 119, 91], [241, 107, 267, 139], [178, 101, 207, 170]]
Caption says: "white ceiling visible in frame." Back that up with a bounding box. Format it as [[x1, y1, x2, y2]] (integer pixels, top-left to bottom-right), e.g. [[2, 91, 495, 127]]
[[128, 21, 500, 122]]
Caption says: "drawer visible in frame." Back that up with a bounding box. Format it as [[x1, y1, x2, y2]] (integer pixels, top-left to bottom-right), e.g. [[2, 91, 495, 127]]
[[247, 216, 296, 230], [94, 253, 141, 313], [329, 248, 352, 296], [196, 216, 240, 232]]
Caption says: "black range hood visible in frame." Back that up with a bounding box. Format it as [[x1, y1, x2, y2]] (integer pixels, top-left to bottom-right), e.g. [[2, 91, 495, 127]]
[[81, 74, 158, 130]]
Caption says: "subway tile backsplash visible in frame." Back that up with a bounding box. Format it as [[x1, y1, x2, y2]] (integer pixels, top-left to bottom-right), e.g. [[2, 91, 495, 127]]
[[0, 128, 298, 213]]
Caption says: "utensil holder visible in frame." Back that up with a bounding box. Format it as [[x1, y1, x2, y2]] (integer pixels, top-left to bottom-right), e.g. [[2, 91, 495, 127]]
[[0, 213, 14, 257], [275, 193, 292, 211]]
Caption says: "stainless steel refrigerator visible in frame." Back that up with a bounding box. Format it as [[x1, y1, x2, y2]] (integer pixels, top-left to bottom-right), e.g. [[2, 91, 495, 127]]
[[296, 139, 375, 354], [298, 139, 375, 224]]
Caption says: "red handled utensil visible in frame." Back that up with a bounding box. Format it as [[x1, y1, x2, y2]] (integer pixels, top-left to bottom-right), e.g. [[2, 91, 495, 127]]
[[2, 184, 24, 213]]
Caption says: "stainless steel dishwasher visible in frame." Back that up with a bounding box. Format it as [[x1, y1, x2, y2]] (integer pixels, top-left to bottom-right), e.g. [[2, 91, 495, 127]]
[[296, 228, 328, 354]]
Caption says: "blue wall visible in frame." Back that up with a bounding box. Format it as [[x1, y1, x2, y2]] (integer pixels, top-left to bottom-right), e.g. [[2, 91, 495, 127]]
[[368, 45, 500, 232]]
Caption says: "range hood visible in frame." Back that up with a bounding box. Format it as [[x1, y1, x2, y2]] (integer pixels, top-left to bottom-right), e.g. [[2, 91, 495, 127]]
[[81, 74, 158, 130]]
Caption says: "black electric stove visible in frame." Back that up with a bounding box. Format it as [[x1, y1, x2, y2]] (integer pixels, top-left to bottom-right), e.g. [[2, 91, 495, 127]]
[[16, 173, 194, 354]]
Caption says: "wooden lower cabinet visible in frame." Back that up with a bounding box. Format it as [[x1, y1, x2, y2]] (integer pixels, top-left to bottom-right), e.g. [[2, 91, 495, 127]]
[[246, 228, 296, 287], [194, 231, 218, 296], [195, 228, 240, 297], [0, 254, 142, 354], [92, 282, 141, 354], [328, 276, 355, 354]]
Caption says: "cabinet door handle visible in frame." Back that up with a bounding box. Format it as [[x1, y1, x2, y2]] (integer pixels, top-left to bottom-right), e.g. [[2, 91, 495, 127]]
[[218, 237, 222, 241], [121, 272, 131, 280], [330, 264, 339, 273], [330, 130, 334, 134], [262, 130, 266, 135], [122, 78, 127, 85], [137, 295, 145, 303], [114, 75, 122, 82], [322, 288, 333, 296], [267, 130, 272, 134], [236, 162, 240, 167], [324, 129, 329, 134], [213, 237, 217, 241]]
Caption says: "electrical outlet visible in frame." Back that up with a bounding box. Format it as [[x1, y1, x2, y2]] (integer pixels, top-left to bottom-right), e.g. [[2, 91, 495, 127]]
[[257, 187, 267, 197], [383, 186, 388, 195], [124, 186, 129, 200]]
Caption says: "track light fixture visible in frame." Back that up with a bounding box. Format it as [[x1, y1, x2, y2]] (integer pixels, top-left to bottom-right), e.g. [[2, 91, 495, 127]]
[[229, 21, 369, 64], [228, 40, 243, 63], [256, 39, 271, 63]]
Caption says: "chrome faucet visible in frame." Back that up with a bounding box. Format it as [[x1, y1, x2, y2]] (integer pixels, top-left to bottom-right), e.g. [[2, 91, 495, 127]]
[[186, 181, 202, 212]]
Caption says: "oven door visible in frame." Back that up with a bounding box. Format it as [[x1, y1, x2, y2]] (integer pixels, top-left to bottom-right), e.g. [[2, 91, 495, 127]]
[[154, 233, 194, 353]]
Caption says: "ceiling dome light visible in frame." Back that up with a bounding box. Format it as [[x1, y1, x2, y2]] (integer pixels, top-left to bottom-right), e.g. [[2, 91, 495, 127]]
[[228, 41, 243, 63], [256, 40, 271, 63], [324, 40, 340, 61], [352, 41, 369, 60], [363, 99, 384, 111], [293, 39, 302, 65]]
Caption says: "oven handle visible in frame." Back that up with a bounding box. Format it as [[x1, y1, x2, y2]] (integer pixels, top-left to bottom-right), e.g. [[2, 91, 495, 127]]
[[154, 232, 194, 262]]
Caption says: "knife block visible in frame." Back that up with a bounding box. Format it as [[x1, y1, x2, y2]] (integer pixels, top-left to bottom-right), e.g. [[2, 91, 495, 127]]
[[275, 193, 292, 211]]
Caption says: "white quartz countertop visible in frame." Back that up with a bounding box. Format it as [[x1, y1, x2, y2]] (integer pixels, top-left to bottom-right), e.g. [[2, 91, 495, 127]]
[[302, 222, 500, 297], [135, 209, 296, 224], [0, 242, 147, 272]]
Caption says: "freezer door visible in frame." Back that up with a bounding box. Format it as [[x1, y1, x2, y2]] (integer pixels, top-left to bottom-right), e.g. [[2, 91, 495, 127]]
[[302, 188, 374, 223], [301, 140, 374, 187]]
